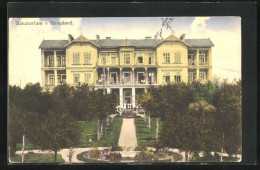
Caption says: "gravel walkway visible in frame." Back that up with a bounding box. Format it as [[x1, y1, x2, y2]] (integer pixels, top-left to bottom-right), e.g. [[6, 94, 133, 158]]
[[118, 118, 137, 151]]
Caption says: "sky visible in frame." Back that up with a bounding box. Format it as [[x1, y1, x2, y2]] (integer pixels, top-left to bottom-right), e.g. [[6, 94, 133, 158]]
[[9, 17, 241, 88]]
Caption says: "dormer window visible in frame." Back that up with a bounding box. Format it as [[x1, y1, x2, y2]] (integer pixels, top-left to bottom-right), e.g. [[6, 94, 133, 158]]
[[138, 56, 143, 64], [124, 53, 130, 64]]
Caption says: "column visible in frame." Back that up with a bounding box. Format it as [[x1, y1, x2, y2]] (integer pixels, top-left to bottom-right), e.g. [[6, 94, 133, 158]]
[[41, 50, 44, 67], [107, 88, 111, 94], [119, 88, 123, 108], [120, 68, 123, 84], [196, 69, 199, 81], [41, 70, 45, 87], [196, 49, 199, 65], [145, 67, 148, 84], [54, 50, 57, 67], [107, 68, 110, 84], [208, 68, 212, 81], [208, 49, 212, 66], [132, 88, 136, 108], [54, 70, 58, 86], [132, 68, 135, 84]]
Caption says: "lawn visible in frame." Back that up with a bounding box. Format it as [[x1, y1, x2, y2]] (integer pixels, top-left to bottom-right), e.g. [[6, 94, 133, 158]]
[[134, 117, 163, 147], [75, 117, 123, 147], [10, 153, 65, 163], [15, 117, 123, 153]]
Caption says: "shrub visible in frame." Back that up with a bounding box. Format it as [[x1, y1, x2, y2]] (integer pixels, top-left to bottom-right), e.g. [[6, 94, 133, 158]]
[[153, 149, 169, 160], [135, 141, 148, 151], [89, 147, 100, 158], [111, 145, 123, 151], [134, 150, 153, 162], [106, 153, 122, 161]]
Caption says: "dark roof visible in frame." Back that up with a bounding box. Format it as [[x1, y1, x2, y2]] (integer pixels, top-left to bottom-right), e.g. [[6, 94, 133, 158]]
[[91, 39, 164, 48], [39, 38, 214, 49], [185, 39, 214, 48], [39, 40, 68, 49]]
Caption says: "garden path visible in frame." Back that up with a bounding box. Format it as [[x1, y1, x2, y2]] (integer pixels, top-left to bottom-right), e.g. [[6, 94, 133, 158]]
[[118, 118, 137, 151]]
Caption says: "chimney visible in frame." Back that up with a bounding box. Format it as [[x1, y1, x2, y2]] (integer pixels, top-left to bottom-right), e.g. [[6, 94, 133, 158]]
[[145, 36, 152, 39], [154, 34, 158, 41], [68, 34, 74, 43], [180, 34, 186, 41], [96, 35, 100, 42], [106, 37, 111, 39]]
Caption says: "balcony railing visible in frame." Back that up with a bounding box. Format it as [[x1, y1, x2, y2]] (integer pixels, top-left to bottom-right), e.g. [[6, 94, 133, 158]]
[[57, 64, 66, 67]]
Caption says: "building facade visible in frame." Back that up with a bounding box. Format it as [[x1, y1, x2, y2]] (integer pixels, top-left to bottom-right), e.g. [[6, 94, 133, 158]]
[[39, 34, 214, 109]]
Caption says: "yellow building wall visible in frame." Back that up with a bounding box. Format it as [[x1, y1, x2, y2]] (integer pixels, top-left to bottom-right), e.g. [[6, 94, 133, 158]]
[[135, 50, 156, 66], [65, 43, 98, 85], [66, 43, 98, 67], [156, 41, 189, 84], [119, 47, 135, 66], [156, 41, 188, 66], [98, 52, 119, 66], [66, 68, 95, 86]]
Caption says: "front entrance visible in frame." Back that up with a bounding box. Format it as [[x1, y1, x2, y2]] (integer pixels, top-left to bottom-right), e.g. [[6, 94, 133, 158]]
[[123, 89, 132, 108]]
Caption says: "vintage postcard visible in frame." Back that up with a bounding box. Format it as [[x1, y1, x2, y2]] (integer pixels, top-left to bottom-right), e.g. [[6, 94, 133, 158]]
[[8, 17, 241, 163]]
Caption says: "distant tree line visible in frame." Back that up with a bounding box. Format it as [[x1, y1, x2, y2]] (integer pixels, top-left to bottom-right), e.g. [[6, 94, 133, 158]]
[[8, 83, 117, 162], [138, 79, 242, 162]]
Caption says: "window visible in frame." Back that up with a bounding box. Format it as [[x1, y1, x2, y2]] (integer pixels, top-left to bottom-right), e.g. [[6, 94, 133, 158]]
[[199, 54, 205, 65], [85, 73, 91, 83], [84, 53, 91, 64], [73, 73, 80, 84], [148, 72, 155, 84], [148, 53, 154, 64], [199, 73, 205, 81], [57, 75, 61, 84], [58, 56, 66, 67], [48, 56, 54, 67], [188, 73, 193, 82], [57, 56, 61, 67], [138, 56, 143, 64], [57, 75, 66, 84], [100, 54, 106, 64], [163, 72, 170, 83], [73, 53, 80, 64], [163, 53, 170, 63], [49, 75, 55, 85], [111, 54, 116, 64], [123, 72, 131, 83], [62, 56, 66, 67], [174, 52, 181, 63], [174, 72, 181, 83], [124, 53, 130, 64], [188, 55, 195, 65]]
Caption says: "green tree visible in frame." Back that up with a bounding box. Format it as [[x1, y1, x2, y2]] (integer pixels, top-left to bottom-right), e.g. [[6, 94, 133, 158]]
[[52, 84, 74, 115], [216, 80, 242, 157], [28, 110, 81, 162]]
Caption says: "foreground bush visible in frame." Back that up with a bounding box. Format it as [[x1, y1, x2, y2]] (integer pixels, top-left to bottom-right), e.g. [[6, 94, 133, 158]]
[[89, 147, 101, 158], [106, 153, 122, 161]]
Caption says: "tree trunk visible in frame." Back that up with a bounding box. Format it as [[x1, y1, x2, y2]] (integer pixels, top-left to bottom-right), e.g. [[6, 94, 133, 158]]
[[54, 149, 57, 163], [100, 120, 103, 138], [156, 118, 159, 139], [148, 114, 151, 130], [220, 133, 224, 162], [185, 151, 189, 162], [97, 119, 100, 141], [21, 135, 25, 163]]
